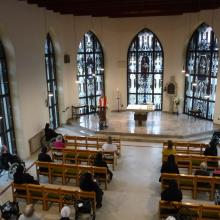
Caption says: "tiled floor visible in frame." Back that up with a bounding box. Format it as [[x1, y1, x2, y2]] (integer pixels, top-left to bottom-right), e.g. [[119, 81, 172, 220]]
[[0, 141, 214, 220], [78, 111, 220, 138], [0, 118, 215, 220]]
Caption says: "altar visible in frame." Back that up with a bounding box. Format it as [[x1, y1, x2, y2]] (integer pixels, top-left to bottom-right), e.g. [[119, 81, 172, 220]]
[[126, 104, 155, 126]]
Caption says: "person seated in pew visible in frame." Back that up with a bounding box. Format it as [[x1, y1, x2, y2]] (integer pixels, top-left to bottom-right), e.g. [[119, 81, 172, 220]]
[[14, 165, 39, 185], [162, 140, 176, 156], [52, 135, 65, 158], [161, 180, 182, 202], [194, 161, 210, 176], [102, 136, 117, 153], [18, 204, 41, 220], [38, 146, 52, 172], [93, 152, 113, 182], [0, 145, 20, 170], [53, 135, 65, 148], [60, 206, 71, 220], [204, 138, 219, 156], [38, 146, 52, 162], [79, 172, 103, 208], [160, 154, 179, 182]]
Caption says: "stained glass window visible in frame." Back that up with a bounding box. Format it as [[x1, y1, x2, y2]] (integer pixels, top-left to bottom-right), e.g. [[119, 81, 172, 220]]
[[184, 23, 219, 120], [45, 34, 60, 128], [0, 41, 16, 153], [77, 31, 105, 114], [127, 29, 164, 110]]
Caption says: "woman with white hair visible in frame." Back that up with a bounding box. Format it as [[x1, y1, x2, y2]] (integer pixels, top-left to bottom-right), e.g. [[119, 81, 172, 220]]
[[18, 204, 41, 220], [194, 161, 210, 176], [60, 206, 71, 220]]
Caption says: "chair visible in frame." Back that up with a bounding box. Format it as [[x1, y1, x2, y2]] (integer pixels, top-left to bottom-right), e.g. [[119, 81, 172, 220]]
[[93, 166, 108, 190], [63, 164, 78, 184], [27, 184, 46, 210], [12, 183, 28, 202], [35, 161, 50, 183], [50, 163, 64, 184], [103, 151, 116, 170], [44, 186, 62, 210], [194, 175, 214, 200]]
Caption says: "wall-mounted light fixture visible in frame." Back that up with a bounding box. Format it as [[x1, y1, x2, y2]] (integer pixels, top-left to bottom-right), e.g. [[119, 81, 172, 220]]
[[181, 65, 186, 73], [64, 54, 70, 64]]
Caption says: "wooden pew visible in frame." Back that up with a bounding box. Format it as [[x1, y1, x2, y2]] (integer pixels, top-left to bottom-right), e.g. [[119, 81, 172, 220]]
[[51, 147, 116, 169], [159, 200, 220, 219], [35, 161, 108, 189], [97, 136, 121, 158], [64, 135, 121, 157], [161, 173, 220, 200], [12, 183, 96, 214], [163, 141, 208, 159], [173, 154, 220, 174]]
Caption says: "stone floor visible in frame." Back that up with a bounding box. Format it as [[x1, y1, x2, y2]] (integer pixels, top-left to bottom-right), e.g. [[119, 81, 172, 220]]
[[0, 140, 214, 220], [78, 111, 220, 138]]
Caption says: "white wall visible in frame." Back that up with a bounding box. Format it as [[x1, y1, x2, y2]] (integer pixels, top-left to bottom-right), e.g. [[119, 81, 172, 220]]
[[0, 0, 220, 158]]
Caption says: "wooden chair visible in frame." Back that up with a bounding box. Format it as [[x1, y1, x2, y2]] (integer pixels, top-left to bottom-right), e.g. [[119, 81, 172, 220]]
[[63, 164, 78, 184], [60, 189, 78, 206], [51, 148, 64, 162], [50, 163, 64, 184], [103, 151, 116, 170], [12, 183, 29, 202], [44, 186, 62, 211], [202, 204, 220, 219], [63, 149, 78, 164], [194, 175, 214, 200], [27, 184, 46, 210], [76, 136, 87, 149], [93, 166, 108, 190], [159, 200, 200, 219], [77, 191, 96, 216], [35, 161, 51, 183], [86, 136, 99, 150]]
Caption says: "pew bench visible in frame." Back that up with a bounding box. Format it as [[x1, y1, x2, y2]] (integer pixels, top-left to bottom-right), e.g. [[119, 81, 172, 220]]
[[12, 183, 96, 214], [162, 142, 208, 160], [35, 161, 108, 189], [51, 148, 117, 170], [159, 200, 220, 219], [174, 154, 220, 174], [64, 135, 121, 158], [161, 173, 220, 200]]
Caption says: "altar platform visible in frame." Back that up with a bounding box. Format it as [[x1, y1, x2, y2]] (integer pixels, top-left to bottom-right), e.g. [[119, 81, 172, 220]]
[[72, 111, 220, 142]]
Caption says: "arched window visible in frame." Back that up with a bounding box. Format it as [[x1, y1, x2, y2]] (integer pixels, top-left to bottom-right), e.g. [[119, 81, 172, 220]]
[[77, 31, 104, 114], [127, 28, 164, 110], [184, 23, 219, 120], [0, 41, 16, 153], [44, 34, 59, 128]]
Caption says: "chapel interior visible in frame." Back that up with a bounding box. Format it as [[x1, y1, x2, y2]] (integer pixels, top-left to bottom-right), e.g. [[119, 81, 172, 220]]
[[1, 0, 220, 219]]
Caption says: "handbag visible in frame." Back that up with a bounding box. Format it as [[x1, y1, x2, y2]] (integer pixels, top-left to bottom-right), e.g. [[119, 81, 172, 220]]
[[0, 201, 20, 220], [75, 199, 92, 214]]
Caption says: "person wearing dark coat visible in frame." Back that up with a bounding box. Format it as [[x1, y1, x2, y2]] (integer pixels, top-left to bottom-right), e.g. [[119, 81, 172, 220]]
[[93, 152, 113, 181], [161, 154, 179, 174], [14, 165, 39, 194], [204, 138, 218, 156], [161, 180, 182, 202], [160, 154, 179, 182], [44, 123, 59, 142], [79, 172, 103, 208], [38, 146, 52, 172], [1, 145, 18, 170]]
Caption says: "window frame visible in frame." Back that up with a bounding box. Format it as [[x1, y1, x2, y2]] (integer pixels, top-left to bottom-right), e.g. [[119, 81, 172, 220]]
[[127, 28, 164, 110], [0, 41, 16, 154], [44, 34, 60, 129]]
